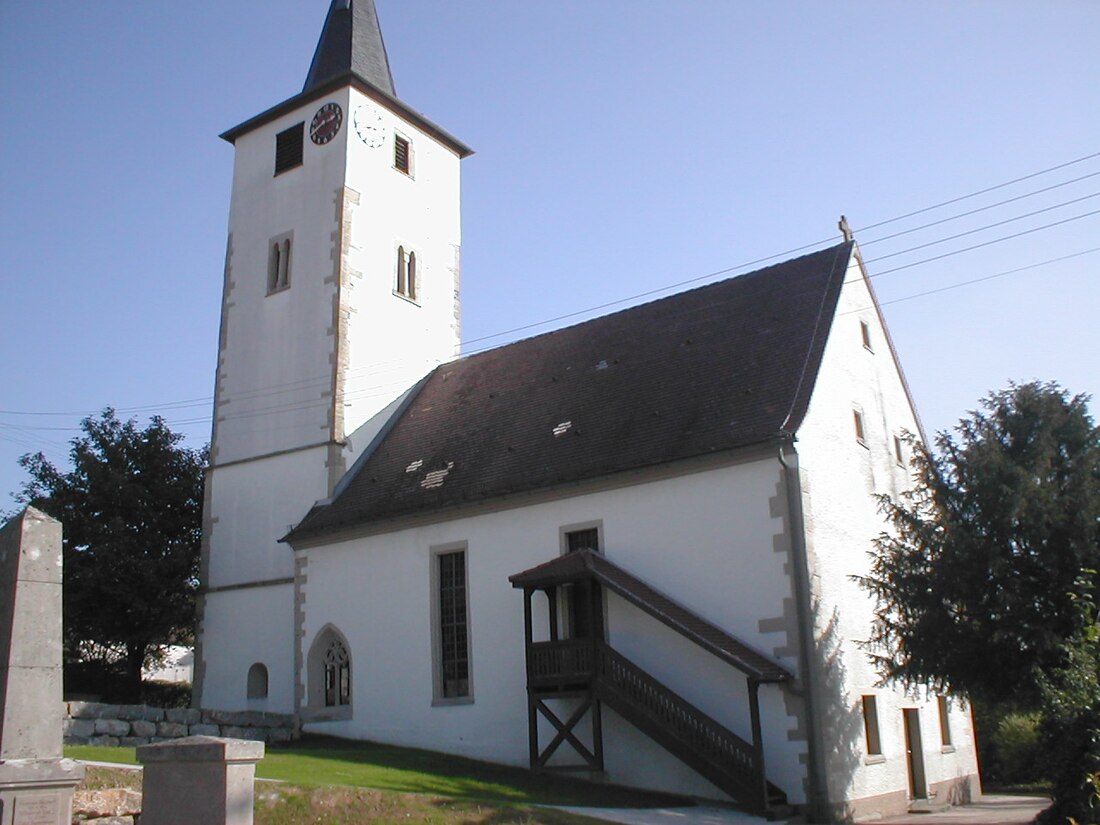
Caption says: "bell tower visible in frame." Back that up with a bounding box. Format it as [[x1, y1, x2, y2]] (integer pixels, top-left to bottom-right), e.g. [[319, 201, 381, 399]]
[[196, 0, 472, 712]]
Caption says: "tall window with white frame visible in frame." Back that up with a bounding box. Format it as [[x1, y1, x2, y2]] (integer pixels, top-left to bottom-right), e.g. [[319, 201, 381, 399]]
[[438, 550, 469, 699], [862, 695, 883, 757], [937, 696, 953, 748]]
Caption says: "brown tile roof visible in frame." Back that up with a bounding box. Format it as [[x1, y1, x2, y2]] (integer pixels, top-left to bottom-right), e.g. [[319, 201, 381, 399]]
[[510, 549, 793, 683], [287, 242, 853, 541]]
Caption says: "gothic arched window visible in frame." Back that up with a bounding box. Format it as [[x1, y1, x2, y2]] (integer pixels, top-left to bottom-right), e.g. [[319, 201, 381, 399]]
[[322, 636, 351, 707], [307, 626, 352, 713]]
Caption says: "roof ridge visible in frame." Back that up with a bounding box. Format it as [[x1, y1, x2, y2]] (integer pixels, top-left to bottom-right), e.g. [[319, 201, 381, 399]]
[[455, 241, 853, 365]]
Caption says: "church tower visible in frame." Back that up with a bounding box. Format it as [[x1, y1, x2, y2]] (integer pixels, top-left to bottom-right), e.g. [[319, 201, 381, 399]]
[[196, 0, 472, 712]]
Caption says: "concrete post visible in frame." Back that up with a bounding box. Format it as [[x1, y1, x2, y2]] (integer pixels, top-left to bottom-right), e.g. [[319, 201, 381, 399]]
[[0, 508, 85, 825], [137, 736, 265, 825]]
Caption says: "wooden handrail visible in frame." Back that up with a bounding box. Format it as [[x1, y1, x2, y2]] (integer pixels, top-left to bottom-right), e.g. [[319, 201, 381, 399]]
[[594, 643, 764, 811]]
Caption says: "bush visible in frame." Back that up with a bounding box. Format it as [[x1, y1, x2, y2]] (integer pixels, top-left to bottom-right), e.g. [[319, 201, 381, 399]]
[[994, 713, 1045, 785]]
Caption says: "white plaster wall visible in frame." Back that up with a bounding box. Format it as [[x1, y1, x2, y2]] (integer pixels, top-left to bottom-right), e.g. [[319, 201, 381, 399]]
[[215, 91, 354, 466], [341, 88, 462, 436], [200, 583, 295, 713], [795, 251, 980, 812], [205, 446, 329, 587], [299, 457, 808, 802]]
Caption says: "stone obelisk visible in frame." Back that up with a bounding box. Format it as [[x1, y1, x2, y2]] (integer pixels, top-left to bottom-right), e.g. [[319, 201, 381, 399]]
[[0, 507, 84, 825]]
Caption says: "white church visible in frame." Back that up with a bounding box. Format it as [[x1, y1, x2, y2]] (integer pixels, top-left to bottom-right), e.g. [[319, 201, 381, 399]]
[[195, 1, 981, 820]]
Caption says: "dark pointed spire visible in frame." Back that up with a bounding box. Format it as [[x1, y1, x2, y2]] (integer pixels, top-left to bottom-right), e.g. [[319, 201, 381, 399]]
[[303, 0, 396, 97]]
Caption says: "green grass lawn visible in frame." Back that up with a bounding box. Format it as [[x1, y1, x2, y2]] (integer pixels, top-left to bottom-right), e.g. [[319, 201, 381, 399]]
[[67, 734, 689, 808]]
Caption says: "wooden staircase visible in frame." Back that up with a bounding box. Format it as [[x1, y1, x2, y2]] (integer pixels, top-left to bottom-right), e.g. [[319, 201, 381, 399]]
[[511, 550, 795, 817], [527, 638, 787, 814]]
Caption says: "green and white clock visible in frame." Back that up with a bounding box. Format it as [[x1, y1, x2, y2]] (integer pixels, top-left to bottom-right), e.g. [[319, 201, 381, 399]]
[[353, 105, 386, 149]]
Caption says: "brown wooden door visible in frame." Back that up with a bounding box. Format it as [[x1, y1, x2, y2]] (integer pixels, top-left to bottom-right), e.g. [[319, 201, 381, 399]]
[[903, 708, 927, 799]]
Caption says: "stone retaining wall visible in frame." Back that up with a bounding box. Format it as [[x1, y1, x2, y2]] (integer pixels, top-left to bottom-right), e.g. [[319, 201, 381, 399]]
[[63, 702, 298, 747]]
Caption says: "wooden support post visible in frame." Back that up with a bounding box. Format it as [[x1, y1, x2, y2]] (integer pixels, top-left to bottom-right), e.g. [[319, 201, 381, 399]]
[[547, 587, 559, 642], [591, 694, 604, 771], [524, 589, 538, 769], [748, 679, 768, 816]]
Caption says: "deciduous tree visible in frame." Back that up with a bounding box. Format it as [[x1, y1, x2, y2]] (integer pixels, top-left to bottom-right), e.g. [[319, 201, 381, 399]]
[[14, 409, 205, 701]]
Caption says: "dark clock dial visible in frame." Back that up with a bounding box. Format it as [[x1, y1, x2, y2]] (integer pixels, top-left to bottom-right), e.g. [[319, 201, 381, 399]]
[[310, 102, 343, 145]]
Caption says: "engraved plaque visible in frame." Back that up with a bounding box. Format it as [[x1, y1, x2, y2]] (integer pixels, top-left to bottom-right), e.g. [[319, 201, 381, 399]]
[[13, 793, 60, 825]]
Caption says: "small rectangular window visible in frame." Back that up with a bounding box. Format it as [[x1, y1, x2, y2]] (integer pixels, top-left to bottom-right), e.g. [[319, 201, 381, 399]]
[[394, 135, 411, 174], [275, 123, 304, 175], [438, 550, 469, 699], [860, 320, 873, 351], [862, 695, 883, 755], [894, 435, 905, 466], [937, 696, 952, 747], [853, 410, 866, 444]]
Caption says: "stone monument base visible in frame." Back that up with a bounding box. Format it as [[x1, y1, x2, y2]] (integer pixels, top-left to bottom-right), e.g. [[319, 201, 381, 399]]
[[0, 758, 84, 825]]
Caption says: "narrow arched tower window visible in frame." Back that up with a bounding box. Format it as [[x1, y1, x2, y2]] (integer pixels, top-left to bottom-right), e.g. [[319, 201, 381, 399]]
[[267, 232, 293, 295], [268, 243, 281, 292], [280, 238, 291, 288], [407, 252, 417, 300], [396, 245, 408, 295]]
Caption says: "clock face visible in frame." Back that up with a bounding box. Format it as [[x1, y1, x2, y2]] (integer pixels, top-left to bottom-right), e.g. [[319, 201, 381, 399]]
[[353, 104, 386, 149], [310, 102, 343, 145]]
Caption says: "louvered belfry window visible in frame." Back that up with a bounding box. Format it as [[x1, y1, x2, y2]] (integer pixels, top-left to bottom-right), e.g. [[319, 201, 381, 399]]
[[438, 551, 469, 698], [394, 135, 411, 174], [274, 123, 304, 175]]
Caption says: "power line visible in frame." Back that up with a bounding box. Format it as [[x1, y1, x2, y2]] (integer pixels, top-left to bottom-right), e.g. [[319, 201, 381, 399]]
[[859, 170, 1100, 248], [867, 208, 1100, 280], [862, 191, 1100, 265], [3, 151, 1098, 422], [840, 246, 1100, 316]]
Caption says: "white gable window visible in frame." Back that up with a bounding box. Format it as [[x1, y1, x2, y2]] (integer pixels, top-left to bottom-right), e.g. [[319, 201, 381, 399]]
[[938, 696, 953, 749], [862, 695, 883, 759], [394, 133, 412, 175], [853, 409, 867, 446], [431, 544, 472, 703], [860, 319, 873, 351]]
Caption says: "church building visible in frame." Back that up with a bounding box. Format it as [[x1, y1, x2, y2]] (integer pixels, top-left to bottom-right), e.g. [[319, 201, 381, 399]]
[[196, 1, 981, 820]]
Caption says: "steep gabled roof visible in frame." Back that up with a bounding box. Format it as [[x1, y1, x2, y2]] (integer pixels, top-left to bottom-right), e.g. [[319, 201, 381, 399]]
[[304, 0, 396, 97], [287, 242, 853, 543], [510, 549, 793, 683]]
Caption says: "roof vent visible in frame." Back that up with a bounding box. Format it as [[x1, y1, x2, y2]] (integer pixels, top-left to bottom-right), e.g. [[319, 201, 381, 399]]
[[553, 421, 572, 437], [405, 459, 423, 473], [421, 462, 454, 489]]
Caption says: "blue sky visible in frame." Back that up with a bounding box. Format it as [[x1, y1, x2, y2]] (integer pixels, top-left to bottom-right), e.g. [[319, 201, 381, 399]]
[[1, 1, 1097, 506]]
